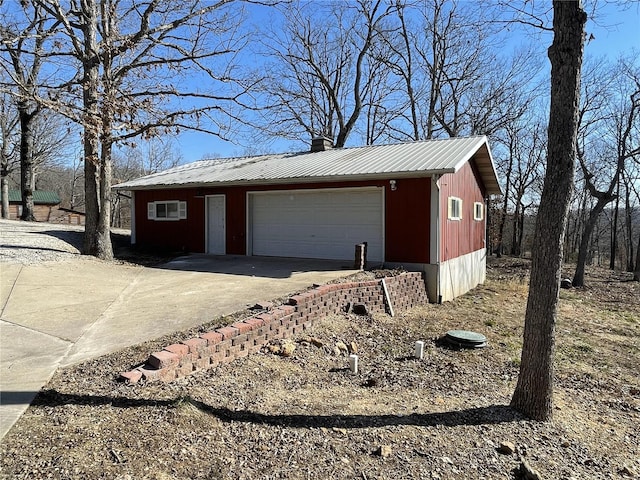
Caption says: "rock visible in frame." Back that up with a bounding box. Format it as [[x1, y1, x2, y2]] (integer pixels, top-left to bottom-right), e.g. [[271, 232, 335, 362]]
[[332, 427, 347, 435], [308, 337, 324, 348], [280, 340, 296, 357], [335, 341, 349, 355], [619, 465, 636, 477], [349, 341, 358, 354], [560, 278, 573, 289], [251, 301, 273, 310], [363, 378, 378, 388], [519, 459, 542, 480], [352, 303, 369, 315], [560, 439, 570, 448], [119, 370, 142, 384], [375, 445, 392, 458], [497, 441, 516, 455], [265, 339, 295, 357]]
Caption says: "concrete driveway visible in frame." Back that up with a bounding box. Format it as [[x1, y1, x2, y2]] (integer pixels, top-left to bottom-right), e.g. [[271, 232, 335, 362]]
[[0, 254, 356, 439]]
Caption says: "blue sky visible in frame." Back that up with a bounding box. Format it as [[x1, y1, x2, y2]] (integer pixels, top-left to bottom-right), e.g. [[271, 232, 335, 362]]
[[176, 1, 640, 162]]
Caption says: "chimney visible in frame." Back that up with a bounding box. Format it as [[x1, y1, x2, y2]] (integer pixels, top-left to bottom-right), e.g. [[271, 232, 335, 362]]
[[311, 136, 333, 152]]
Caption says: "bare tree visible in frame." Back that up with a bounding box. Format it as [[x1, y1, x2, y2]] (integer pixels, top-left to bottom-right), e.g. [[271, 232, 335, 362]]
[[0, 3, 58, 221], [28, 110, 76, 183], [621, 166, 640, 272], [406, 0, 542, 140], [0, 89, 74, 220], [572, 55, 640, 286], [511, 0, 587, 420], [493, 116, 545, 256], [30, 0, 257, 259], [111, 138, 183, 227], [0, 91, 19, 218], [254, 0, 398, 147]]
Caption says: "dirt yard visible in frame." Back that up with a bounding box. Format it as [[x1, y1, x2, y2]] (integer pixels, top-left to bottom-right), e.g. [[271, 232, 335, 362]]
[[1, 258, 638, 480]]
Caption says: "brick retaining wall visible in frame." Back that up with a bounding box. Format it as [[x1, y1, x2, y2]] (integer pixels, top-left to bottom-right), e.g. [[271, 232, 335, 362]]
[[119, 272, 428, 384]]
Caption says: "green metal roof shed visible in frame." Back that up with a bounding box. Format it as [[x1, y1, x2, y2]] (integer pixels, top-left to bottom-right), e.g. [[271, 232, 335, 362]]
[[8, 190, 61, 205]]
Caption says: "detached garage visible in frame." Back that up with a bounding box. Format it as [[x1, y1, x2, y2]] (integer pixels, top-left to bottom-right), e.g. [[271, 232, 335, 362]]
[[114, 135, 501, 302]]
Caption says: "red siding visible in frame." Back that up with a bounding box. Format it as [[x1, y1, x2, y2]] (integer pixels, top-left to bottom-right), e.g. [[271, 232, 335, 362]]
[[439, 160, 486, 261], [385, 177, 430, 263], [135, 188, 205, 253], [134, 178, 431, 263]]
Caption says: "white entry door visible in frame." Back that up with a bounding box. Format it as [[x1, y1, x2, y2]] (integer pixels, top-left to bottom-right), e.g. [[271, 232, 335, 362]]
[[249, 188, 383, 262], [207, 195, 225, 254]]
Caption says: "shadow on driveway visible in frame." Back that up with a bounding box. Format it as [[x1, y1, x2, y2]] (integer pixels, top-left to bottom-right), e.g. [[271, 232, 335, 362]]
[[156, 254, 357, 279]]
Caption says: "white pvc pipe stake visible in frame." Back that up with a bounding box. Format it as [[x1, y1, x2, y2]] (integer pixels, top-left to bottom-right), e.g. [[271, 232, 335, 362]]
[[414, 341, 425, 360], [349, 354, 359, 374]]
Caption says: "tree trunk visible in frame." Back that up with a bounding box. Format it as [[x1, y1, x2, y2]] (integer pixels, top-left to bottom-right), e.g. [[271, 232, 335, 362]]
[[93, 1, 114, 261], [623, 179, 634, 272], [511, 0, 586, 421], [634, 233, 640, 282], [573, 199, 608, 286], [516, 207, 526, 257], [0, 156, 9, 219], [81, 0, 102, 257], [96, 138, 113, 260], [496, 143, 515, 258], [18, 101, 36, 222], [610, 180, 620, 270], [511, 202, 523, 256]]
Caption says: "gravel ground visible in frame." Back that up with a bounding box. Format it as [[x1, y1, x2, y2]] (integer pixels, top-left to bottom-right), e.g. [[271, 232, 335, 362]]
[[0, 219, 160, 265], [0, 219, 85, 263]]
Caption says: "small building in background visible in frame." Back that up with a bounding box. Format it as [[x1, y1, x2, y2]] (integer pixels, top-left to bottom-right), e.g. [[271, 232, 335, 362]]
[[8, 190, 61, 222], [7, 191, 86, 225]]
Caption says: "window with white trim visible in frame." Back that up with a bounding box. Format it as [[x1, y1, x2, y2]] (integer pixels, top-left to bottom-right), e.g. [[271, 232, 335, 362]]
[[448, 197, 462, 220], [147, 201, 187, 221], [473, 202, 484, 221]]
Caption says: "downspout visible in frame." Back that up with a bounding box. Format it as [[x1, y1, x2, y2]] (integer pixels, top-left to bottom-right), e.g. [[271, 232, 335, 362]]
[[130, 191, 136, 245], [431, 174, 442, 303]]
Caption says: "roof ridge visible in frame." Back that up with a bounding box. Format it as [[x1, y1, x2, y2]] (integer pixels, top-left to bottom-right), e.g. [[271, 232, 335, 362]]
[[195, 135, 485, 164]]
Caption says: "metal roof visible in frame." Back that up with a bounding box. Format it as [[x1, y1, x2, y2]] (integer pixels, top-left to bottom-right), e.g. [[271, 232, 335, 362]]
[[8, 190, 61, 204], [113, 136, 502, 195]]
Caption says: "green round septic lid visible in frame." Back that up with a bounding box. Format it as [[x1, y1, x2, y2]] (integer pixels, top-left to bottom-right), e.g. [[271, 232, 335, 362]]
[[445, 330, 487, 345]]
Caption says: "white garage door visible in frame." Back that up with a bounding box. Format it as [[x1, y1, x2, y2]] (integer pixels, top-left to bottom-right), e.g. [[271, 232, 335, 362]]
[[249, 188, 384, 262]]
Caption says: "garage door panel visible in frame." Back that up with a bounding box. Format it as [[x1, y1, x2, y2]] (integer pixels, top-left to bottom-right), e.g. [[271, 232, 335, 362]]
[[250, 189, 383, 261]]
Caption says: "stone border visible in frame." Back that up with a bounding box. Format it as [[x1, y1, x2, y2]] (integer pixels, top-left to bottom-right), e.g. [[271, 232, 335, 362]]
[[119, 272, 428, 384]]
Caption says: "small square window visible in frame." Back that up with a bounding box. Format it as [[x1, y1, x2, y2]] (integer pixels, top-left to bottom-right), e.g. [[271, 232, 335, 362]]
[[147, 201, 187, 221], [448, 197, 462, 220], [474, 202, 484, 221]]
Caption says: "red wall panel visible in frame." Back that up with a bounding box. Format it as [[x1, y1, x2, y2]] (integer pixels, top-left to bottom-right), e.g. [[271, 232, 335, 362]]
[[439, 160, 486, 261], [135, 188, 205, 253], [385, 178, 430, 263]]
